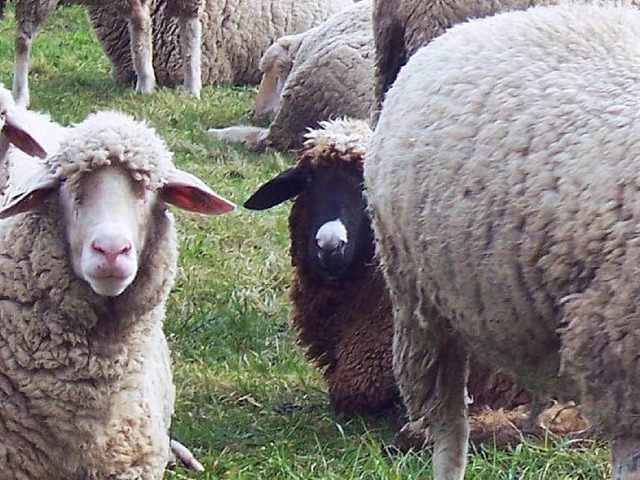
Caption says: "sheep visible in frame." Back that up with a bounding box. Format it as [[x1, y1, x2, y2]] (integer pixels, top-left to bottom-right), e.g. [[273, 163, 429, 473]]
[[86, 0, 353, 97], [243, 118, 538, 428], [371, 0, 582, 122], [0, 109, 235, 478], [364, 4, 640, 478], [0, 84, 63, 202], [2, 0, 209, 105], [207, 0, 374, 152]]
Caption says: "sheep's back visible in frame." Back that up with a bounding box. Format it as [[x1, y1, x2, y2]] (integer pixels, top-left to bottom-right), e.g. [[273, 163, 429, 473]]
[[366, 4, 640, 398], [267, 0, 374, 150]]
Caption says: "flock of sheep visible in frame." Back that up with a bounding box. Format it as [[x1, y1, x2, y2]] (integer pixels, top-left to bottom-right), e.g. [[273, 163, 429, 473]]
[[3, 0, 640, 478]]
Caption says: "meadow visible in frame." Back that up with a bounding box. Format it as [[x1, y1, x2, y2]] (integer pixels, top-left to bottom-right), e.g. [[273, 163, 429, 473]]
[[0, 5, 612, 479]]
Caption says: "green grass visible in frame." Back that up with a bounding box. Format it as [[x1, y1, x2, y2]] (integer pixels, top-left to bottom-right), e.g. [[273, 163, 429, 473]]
[[0, 5, 611, 479]]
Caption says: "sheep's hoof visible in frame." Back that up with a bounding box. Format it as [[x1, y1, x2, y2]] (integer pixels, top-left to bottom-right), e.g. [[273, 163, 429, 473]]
[[170, 439, 205, 472]]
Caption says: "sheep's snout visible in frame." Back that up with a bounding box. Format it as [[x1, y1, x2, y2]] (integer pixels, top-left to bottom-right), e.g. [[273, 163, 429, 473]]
[[84, 230, 138, 297], [91, 234, 133, 267], [315, 219, 349, 276]]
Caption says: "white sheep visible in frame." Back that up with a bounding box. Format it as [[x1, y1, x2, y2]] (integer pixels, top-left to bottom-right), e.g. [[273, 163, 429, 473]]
[[2, 0, 204, 106], [0, 84, 64, 202], [0, 110, 235, 478], [86, 0, 353, 95], [365, 4, 640, 479], [208, 0, 373, 152]]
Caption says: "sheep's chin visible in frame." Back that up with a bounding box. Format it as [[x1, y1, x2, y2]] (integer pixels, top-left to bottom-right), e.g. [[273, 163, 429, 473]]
[[86, 275, 135, 297]]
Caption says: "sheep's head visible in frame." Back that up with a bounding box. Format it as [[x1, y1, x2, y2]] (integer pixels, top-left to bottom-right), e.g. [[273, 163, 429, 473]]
[[0, 112, 235, 297], [244, 119, 373, 279], [251, 34, 303, 121]]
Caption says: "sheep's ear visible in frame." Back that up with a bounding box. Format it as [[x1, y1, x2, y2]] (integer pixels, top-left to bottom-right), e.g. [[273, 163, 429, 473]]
[[1, 109, 48, 159], [0, 168, 58, 219], [244, 167, 308, 210], [160, 168, 235, 215]]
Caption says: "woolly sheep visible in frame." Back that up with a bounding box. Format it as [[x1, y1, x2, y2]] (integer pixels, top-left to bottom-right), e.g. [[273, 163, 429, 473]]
[[86, 0, 353, 95], [208, 0, 374, 152], [0, 84, 64, 201], [371, 0, 582, 122], [2, 0, 207, 105], [244, 118, 537, 426], [0, 110, 235, 478], [365, 4, 640, 478]]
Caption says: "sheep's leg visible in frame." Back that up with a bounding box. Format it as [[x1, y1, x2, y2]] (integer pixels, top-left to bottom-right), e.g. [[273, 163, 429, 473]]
[[125, 0, 155, 94], [13, 0, 58, 107], [178, 16, 202, 97], [612, 437, 640, 480], [207, 125, 269, 151], [430, 342, 469, 480], [170, 439, 205, 472], [393, 304, 469, 478]]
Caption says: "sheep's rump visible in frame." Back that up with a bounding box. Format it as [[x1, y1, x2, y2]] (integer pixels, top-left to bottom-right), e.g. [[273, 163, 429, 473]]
[[88, 0, 352, 88], [365, 3, 640, 434]]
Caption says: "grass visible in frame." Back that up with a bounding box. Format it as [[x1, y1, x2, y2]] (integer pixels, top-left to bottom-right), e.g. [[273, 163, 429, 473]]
[[0, 5, 611, 479]]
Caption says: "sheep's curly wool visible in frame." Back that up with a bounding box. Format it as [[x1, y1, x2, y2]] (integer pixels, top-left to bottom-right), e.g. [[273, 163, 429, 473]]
[[87, 0, 352, 88], [0, 112, 178, 479], [365, 3, 640, 439]]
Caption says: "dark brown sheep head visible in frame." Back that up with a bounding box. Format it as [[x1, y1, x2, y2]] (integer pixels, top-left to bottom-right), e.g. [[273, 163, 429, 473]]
[[244, 138, 374, 280]]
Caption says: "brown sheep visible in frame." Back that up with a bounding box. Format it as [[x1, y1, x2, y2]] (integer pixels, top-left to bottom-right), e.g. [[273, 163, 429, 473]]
[[243, 119, 535, 428]]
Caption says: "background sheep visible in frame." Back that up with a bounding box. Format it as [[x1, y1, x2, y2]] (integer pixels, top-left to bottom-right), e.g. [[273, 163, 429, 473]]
[[365, 4, 640, 478], [371, 0, 569, 121], [87, 0, 353, 94], [2, 0, 208, 105], [0, 84, 62, 200], [243, 118, 537, 429], [0, 110, 234, 477], [208, 0, 374, 152]]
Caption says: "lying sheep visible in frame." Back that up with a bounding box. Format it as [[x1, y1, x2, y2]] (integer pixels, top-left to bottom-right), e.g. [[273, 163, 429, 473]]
[[244, 118, 535, 423], [365, 4, 640, 478], [87, 0, 353, 94], [208, 0, 374, 152], [0, 110, 234, 478], [2, 0, 206, 105]]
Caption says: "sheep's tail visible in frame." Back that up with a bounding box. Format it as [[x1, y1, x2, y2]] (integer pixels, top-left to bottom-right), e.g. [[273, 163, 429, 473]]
[[170, 439, 205, 472]]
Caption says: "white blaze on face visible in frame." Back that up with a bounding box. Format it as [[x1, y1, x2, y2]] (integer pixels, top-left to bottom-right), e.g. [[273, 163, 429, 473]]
[[61, 166, 153, 297], [315, 219, 348, 251]]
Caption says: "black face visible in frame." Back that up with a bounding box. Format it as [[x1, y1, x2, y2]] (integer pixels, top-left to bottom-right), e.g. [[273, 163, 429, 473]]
[[244, 161, 375, 280], [305, 167, 371, 279]]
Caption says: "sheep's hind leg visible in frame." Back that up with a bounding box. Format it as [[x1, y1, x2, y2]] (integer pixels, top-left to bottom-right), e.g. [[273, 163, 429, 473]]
[[13, 0, 58, 107], [612, 437, 640, 480], [178, 16, 202, 97], [393, 304, 469, 478], [126, 0, 155, 93]]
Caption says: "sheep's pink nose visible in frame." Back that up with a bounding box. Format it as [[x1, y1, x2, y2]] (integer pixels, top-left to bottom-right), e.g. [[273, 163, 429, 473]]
[[91, 236, 132, 265]]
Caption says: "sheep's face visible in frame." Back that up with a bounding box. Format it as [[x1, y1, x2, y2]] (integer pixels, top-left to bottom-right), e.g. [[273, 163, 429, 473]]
[[304, 165, 370, 278], [244, 159, 373, 279], [0, 163, 235, 297], [59, 166, 152, 297], [251, 42, 295, 121]]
